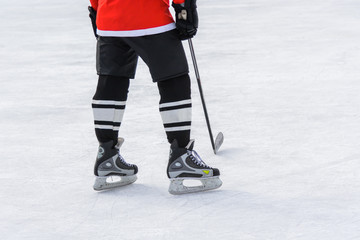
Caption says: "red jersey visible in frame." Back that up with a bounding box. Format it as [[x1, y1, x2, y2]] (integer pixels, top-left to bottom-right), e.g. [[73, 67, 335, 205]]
[[89, 0, 184, 37]]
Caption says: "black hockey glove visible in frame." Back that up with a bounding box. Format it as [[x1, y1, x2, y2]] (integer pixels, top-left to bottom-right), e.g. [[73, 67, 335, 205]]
[[172, 0, 198, 40], [88, 6, 98, 38]]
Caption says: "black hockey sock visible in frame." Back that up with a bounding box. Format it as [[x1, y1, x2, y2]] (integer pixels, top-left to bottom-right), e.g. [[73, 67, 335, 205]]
[[92, 75, 130, 144], [157, 74, 191, 148]]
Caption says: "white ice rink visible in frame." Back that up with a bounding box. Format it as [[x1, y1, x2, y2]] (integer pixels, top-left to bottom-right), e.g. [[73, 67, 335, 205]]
[[1, 0, 360, 239]]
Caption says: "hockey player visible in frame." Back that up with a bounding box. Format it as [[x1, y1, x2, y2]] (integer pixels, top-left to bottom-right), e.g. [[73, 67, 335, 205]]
[[88, 0, 222, 194]]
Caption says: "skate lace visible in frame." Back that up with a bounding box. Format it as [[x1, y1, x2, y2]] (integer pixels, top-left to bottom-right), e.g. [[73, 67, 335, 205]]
[[188, 150, 210, 168], [118, 153, 133, 167]]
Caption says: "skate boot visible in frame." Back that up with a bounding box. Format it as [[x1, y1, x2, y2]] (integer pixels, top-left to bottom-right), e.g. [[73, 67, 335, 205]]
[[167, 140, 222, 195], [93, 137, 138, 191]]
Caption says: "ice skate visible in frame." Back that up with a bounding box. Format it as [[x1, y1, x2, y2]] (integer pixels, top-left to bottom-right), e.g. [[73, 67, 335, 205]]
[[167, 140, 222, 195], [93, 138, 138, 191]]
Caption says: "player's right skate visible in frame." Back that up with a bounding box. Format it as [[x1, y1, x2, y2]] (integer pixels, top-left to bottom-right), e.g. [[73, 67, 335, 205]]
[[93, 137, 138, 191], [167, 140, 222, 195]]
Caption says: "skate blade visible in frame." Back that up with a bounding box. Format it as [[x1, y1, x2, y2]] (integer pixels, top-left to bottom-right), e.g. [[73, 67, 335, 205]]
[[93, 175, 137, 191], [168, 176, 222, 195]]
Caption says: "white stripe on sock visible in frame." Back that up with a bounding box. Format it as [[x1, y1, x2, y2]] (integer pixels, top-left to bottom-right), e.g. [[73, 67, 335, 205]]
[[164, 126, 191, 132], [92, 100, 126, 106], [93, 108, 125, 122], [94, 125, 120, 131], [160, 108, 192, 124], [159, 99, 192, 109]]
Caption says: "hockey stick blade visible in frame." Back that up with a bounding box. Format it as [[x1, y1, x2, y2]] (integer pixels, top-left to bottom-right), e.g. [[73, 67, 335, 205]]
[[214, 132, 224, 154]]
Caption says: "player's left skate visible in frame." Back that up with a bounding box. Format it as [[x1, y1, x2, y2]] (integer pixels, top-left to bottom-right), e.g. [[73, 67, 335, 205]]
[[93, 138, 138, 191]]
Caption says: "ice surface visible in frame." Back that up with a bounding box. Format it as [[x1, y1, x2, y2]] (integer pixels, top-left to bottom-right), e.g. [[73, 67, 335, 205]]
[[1, 0, 360, 239]]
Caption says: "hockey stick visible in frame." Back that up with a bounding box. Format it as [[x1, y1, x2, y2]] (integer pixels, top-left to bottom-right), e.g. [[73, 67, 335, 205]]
[[188, 38, 224, 154]]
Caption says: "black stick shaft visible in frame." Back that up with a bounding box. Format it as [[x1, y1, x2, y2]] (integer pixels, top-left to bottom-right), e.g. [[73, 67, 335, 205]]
[[188, 39, 216, 152]]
